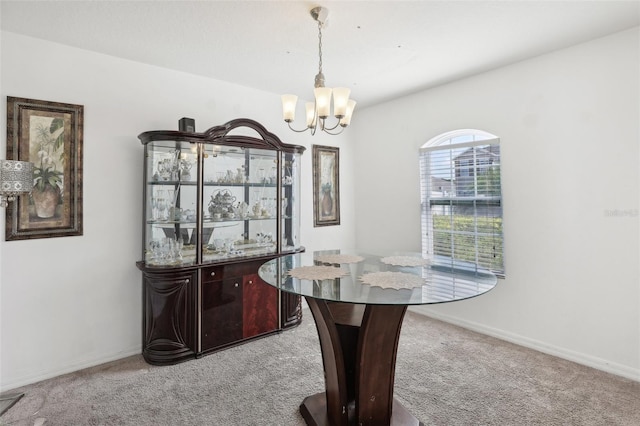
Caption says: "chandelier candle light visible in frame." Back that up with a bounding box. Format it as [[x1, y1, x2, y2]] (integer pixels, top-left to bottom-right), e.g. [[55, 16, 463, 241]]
[[281, 6, 356, 136]]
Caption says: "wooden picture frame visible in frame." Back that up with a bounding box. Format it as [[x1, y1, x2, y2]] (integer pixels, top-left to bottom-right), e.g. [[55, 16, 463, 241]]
[[6, 96, 83, 240], [313, 144, 340, 227]]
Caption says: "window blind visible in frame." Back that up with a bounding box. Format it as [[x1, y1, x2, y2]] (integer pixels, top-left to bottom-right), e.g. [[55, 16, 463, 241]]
[[420, 137, 504, 276]]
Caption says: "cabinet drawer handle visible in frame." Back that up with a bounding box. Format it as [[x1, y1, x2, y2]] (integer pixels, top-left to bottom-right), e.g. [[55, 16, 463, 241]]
[[210, 271, 216, 277], [248, 280, 253, 284], [185, 279, 190, 284], [234, 282, 239, 287]]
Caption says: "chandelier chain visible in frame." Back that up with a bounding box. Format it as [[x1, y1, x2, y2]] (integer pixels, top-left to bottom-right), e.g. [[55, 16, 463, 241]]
[[317, 21, 323, 75]]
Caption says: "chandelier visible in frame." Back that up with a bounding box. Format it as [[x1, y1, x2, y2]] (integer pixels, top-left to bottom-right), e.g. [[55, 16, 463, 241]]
[[281, 6, 356, 136]]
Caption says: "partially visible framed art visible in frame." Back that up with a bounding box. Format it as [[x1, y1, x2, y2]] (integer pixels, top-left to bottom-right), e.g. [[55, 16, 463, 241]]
[[6, 96, 83, 240], [313, 144, 340, 227]]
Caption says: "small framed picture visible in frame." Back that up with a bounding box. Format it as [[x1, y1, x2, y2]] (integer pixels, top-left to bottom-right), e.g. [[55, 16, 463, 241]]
[[313, 145, 340, 227]]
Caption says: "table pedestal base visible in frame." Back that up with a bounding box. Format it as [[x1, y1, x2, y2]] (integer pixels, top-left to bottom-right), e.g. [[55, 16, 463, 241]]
[[301, 392, 424, 426], [304, 298, 424, 426]]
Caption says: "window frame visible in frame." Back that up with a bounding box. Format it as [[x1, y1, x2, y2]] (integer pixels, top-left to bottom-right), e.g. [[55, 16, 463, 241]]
[[420, 129, 504, 277]]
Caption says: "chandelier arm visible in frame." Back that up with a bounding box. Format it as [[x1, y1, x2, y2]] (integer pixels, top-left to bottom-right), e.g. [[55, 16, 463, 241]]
[[287, 122, 313, 133], [287, 121, 318, 136], [320, 118, 343, 132], [322, 126, 346, 136]]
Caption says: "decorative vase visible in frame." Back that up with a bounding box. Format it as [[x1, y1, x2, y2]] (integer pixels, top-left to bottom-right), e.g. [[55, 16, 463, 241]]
[[32, 184, 60, 218], [321, 190, 333, 217]]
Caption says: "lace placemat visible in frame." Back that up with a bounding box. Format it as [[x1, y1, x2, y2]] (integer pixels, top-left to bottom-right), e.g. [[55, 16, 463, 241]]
[[380, 256, 428, 267], [359, 271, 423, 290], [315, 254, 365, 264], [288, 265, 350, 281]]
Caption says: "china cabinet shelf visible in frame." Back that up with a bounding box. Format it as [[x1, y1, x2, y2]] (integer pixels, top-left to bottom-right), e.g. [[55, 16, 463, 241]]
[[136, 118, 305, 365], [148, 181, 284, 188], [147, 217, 282, 225]]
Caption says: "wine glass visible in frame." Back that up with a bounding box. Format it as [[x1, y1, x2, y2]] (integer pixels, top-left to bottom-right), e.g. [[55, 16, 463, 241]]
[[157, 159, 169, 181], [165, 189, 175, 214], [151, 196, 159, 220], [156, 190, 167, 221]]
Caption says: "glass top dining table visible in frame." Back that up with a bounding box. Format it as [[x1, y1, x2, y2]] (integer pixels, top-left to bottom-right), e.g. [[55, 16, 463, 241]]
[[258, 249, 499, 426]]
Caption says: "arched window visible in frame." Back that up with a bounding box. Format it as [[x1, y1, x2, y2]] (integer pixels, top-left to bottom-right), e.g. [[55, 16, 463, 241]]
[[420, 129, 504, 276]]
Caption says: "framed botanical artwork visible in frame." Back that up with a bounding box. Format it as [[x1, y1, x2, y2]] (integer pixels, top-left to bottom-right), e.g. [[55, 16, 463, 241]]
[[313, 144, 340, 227], [5, 96, 83, 240]]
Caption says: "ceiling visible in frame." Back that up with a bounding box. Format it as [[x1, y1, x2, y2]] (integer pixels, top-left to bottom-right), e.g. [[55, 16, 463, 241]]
[[1, 1, 639, 109]]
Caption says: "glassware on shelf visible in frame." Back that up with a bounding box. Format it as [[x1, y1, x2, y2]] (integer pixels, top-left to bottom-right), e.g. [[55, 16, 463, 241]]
[[235, 166, 245, 183], [208, 189, 237, 219], [233, 201, 249, 219], [151, 196, 159, 220], [147, 237, 183, 265], [264, 197, 276, 217], [179, 158, 193, 181], [252, 200, 263, 217], [156, 160, 168, 181], [156, 191, 168, 221], [156, 154, 180, 181]]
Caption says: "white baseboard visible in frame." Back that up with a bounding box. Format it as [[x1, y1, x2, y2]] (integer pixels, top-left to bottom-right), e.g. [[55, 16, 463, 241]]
[[1, 346, 141, 391], [409, 307, 640, 383]]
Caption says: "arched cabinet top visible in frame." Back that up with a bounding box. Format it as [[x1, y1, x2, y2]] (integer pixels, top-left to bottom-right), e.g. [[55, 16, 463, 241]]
[[138, 118, 305, 154]]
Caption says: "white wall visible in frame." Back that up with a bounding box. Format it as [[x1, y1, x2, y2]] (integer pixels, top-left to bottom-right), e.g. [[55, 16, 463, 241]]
[[0, 31, 356, 389], [353, 27, 640, 380]]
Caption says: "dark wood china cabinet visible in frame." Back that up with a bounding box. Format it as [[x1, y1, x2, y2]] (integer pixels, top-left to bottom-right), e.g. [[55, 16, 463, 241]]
[[136, 119, 305, 365]]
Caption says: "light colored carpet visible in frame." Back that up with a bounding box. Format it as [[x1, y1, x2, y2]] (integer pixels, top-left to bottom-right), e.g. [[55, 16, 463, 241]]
[[1, 310, 639, 425]]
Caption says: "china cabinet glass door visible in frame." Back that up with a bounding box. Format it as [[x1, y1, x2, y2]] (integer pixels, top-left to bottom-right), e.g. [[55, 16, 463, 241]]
[[144, 140, 198, 266], [201, 145, 279, 263], [282, 151, 301, 252]]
